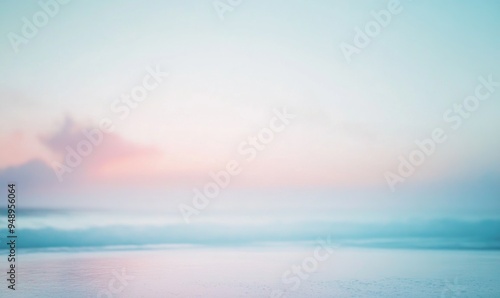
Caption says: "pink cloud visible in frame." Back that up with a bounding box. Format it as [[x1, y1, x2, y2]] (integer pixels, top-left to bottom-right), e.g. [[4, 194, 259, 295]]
[[40, 116, 166, 184]]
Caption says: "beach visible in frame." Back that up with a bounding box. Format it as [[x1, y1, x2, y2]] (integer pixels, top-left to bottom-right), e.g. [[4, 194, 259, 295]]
[[7, 246, 500, 297]]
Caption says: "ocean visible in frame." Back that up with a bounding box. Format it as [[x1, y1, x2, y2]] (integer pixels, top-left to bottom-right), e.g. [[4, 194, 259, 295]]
[[2, 209, 500, 297]]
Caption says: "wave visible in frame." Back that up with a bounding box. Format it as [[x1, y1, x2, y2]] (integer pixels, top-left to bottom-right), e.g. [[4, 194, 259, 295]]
[[1, 209, 500, 251]]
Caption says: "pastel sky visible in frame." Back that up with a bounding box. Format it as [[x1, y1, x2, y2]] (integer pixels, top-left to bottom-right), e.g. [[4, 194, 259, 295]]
[[0, 0, 499, 219]]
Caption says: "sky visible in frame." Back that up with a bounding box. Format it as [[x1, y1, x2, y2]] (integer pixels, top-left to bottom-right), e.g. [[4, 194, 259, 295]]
[[0, 0, 499, 226]]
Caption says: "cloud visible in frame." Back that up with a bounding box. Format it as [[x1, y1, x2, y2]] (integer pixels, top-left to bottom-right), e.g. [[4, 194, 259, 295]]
[[0, 116, 168, 193], [39, 116, 166, 183], [0, 159, 56, 191]]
